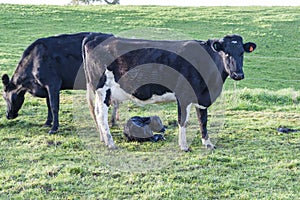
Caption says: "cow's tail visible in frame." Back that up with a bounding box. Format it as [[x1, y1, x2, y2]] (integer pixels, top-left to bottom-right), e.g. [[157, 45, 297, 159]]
[[82, 33, 92, 84], [82, 33, 97, 125]]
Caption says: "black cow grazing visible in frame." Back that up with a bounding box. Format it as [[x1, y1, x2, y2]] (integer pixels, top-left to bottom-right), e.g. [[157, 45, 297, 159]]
[[82, 33, 256, 151], [1, 32, 112, 134]]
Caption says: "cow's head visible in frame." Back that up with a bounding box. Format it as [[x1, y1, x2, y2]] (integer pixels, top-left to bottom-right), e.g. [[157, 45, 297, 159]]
[[2, 74, 25, 119], [212, 35, 256, 80]]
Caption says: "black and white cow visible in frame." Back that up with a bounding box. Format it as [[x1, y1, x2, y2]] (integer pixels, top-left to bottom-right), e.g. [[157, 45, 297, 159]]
[[82, 33, 256, 151], [1, 32, 113, 134]]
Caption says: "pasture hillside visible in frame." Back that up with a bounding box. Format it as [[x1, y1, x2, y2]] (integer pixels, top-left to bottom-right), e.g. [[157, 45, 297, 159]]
[[0, 4, 299, 199]]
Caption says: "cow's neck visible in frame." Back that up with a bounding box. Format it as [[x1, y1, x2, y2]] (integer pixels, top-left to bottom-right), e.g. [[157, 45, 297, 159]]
[[12, 72, 30, 88], [12, 58, 35, 88], [220, 66, 229, 83], [204, 44, 229, 83], [217, 52, 230, 83]]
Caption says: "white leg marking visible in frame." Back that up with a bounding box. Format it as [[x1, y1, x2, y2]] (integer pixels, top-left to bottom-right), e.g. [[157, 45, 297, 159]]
[[178, 125, 189, 151], [178, 126, 182, 147], [94, 95, 104, 142], [202, 138, 215, 149], [95, 88, 116, 149], [86, 84, 104, 142], [178, 104, 192, 151]]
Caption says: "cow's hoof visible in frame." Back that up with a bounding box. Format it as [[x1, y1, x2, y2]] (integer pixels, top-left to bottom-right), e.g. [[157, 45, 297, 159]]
[[48, 129, 58, 134], [202, 138, 215, 150], [205, 144, 216, 150], [43, 123, 52, 128], [184, 147, 192, 152], [180, 146, 191, 152], [111, 123, 118, 127], [108, 144, 118, 150]]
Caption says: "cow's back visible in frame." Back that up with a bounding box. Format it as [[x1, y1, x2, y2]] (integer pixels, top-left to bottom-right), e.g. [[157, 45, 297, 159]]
[[11, 33, 93, 91], [39, 32, 91, 89]]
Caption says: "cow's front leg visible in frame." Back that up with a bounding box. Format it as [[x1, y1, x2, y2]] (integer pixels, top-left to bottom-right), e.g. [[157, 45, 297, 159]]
[[195, 108, 215, 149], [177, 103, 192, 152], [47, 86, 60, 134], [44, 97, 53, 127], [95, 88, 116, 149]]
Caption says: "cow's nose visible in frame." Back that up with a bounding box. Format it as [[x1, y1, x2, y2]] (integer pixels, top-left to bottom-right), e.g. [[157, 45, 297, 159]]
[[6, 111, 9, 119], [6, 112, 18, 119], [232, 72, 244, 80]]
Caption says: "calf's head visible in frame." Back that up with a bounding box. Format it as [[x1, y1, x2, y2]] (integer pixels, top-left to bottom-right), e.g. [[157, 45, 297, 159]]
[[2, 74, 25, 119], [212, 35, 256, 80]]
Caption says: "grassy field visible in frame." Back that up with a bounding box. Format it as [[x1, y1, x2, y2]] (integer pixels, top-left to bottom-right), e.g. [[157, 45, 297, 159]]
[[0, 4, 299, 199]]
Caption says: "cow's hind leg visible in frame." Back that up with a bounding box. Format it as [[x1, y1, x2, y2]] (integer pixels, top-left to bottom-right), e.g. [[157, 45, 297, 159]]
[[46, 83, 61, 134], [177, 103, 192, 152], [44, 97, 53, 127], [111, 100, 119, 127], [95, 88, 116, 149], [86, 83, 104, 142], [195, 108, 215, 149]]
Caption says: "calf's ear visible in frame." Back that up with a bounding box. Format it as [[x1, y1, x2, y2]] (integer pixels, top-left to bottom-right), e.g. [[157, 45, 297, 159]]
[[244, 42, 256, 53], [2, 74, 10, 86], [212, 41, 223, 52]]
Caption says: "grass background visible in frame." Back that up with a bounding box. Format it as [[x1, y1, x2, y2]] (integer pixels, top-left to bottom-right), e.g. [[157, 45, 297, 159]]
[[0, 4, 299, 199]]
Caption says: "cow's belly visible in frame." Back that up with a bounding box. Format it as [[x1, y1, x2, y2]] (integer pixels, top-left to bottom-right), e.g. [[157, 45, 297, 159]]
[[111, 86, 176, 105], [104, 70, 206, 109], [105, 69, 176, 105], [110, 87, 206, 109]]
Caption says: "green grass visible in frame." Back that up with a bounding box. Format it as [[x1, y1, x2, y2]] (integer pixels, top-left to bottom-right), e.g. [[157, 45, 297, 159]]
[[0, 4, 299, 199]]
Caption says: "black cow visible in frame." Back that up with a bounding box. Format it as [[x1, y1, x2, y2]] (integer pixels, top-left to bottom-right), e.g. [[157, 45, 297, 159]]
[[1, 32, 112, 134], [82, 33, 256, 151]]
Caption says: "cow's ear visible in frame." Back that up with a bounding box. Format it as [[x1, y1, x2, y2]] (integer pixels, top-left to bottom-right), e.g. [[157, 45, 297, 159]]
[[212, 41, 223, 52], [2, 74, 10, 86], [244, 42, 256, 53]]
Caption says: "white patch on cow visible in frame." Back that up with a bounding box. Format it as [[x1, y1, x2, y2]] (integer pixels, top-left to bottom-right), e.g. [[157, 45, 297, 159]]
[[135, 93, 176, 106], [105, 70, 177, 105], [185, 103, 192, 124], [178, 103, 192, 151], [231, 40, 238, 44], [95, 88, 116, 149], [202, 138, 215, 149], [105, 70, 130, 102], [178, 126, 188, 151], [194, 103, 207, 110]]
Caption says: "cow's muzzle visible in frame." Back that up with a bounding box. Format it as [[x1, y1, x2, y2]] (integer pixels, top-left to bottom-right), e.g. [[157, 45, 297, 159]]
[[231, 72, 244, 80], [6, 111, 18, 119]]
